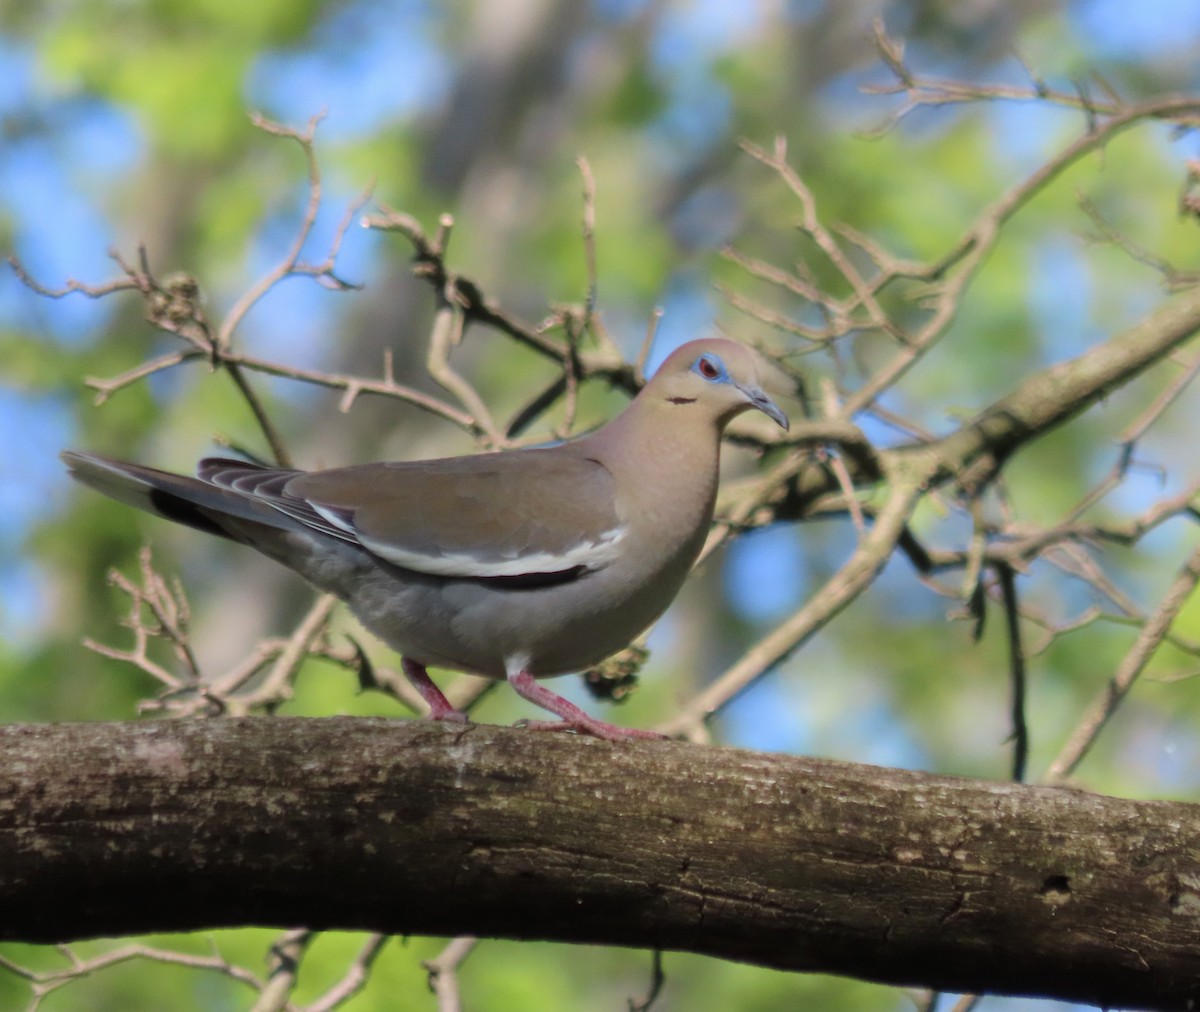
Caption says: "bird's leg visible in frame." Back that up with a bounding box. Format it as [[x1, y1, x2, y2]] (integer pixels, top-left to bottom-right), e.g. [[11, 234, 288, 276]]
[[401, 658, 469, 724], [506, 667, 665, 742]]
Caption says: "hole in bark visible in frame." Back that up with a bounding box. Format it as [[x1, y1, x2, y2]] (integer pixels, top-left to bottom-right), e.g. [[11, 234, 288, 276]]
[[1039, 874, 1071, 905]]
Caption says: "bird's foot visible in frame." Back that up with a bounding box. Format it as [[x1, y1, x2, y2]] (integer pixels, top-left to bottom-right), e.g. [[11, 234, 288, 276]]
[[507, 668, 665, 742]]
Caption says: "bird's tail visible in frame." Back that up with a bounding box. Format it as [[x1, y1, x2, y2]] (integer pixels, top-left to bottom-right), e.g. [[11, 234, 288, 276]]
[[60, 451, 299, 544]]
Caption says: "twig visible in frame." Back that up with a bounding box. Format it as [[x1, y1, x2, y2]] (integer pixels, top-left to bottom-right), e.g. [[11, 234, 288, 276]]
[[220, 112, 363, 348], [422, 936, 477, 1012], [996, 564, 1029, 782], [251, 929, 311, 1012], [738, 136, 902, 346], [303, 935, 389, 1012], [662, 473, 922, 737], [423, 236, 508, 448], [628, 949, 665, 1012], [216, 112, 370, 466], [1079, 192, 1200, 289], [84, 348, 205, 404], [864, 17, 1200, 136], [577, 155, 599, 328], [227, 346, 477, 431], [7, 251, 142, 300], [83, 547, 200, 691], [363, 207, 565, 360], [0, 942, 270, 1009], [636, 307, 663, 382], [225, 594, 339, 716], [1044, 543, 1200, 782]]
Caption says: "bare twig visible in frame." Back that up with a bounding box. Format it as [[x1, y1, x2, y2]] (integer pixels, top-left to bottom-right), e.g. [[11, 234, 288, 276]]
[[577, 155, 599, 328], [0, 942, 270, 1010], [1044, 543, 1200, 783], [422, 936, 477, 1012], [628, 949, 665, 1012], [83, 547, 200, 691], [221, 112, 364, 347], [996, 564, 1029, 782], [663, 473, 922, 738], [303, 934, 389, 1012], [362, 207, 565, 361], [226, 594, 338, 716], [865, 17, 1200, 135], [251, 929, 311, 1012], [423, 232, 508, 448]]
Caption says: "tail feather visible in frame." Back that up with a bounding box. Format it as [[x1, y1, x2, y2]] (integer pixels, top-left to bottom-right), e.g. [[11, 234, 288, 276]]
[[60, 451, 300, 542]]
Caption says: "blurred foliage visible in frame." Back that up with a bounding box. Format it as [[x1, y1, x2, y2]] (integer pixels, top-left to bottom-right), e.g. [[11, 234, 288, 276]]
[[3, 0, 1200, 1009]]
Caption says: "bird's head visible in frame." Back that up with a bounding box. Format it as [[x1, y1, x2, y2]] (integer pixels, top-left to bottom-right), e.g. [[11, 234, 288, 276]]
[[646, 338, 789, 432]]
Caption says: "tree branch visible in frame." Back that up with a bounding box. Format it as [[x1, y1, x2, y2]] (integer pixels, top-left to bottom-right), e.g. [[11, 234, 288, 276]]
[[2, 719, 1198, 1010]]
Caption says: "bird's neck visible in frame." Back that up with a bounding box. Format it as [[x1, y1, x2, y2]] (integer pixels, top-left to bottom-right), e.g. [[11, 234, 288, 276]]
[[587, 394, 725, 530]]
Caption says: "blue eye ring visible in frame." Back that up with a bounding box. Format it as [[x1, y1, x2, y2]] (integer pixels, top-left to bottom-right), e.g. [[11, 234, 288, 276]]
[[692, 354, 728, 382]]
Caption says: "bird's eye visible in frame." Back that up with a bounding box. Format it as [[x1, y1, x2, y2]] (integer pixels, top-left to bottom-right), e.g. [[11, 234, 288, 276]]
[[696, 355, 721, 380]]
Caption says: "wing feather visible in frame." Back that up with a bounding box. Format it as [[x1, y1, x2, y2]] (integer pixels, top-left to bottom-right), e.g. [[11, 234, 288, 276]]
[[199, 451, 625, 579]]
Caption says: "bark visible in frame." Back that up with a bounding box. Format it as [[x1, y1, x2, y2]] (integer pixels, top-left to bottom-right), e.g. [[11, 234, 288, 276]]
[[1, 717, 1197, 1009]]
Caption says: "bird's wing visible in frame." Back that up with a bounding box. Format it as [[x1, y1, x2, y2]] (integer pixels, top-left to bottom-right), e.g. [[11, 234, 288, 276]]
[[200, 450, 625, 579]]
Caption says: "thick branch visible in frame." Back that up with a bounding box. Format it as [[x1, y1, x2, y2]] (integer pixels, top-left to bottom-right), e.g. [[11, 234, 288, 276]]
[[1, 719, 1198, 1010], [933, 282, 1200, 490], [777, 284, 1200, 515]]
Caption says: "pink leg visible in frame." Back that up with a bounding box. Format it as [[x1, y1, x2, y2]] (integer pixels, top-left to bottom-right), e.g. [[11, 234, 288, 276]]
[[402, 658, 469, 724], [507, 668, 665, 742]]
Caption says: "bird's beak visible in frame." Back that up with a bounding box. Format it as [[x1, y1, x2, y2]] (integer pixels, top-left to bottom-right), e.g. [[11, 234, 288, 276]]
[[738, 383, 789, 431]]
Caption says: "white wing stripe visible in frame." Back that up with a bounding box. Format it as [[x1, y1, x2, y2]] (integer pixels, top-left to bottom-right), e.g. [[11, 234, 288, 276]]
[[357, 526, 627, 577]]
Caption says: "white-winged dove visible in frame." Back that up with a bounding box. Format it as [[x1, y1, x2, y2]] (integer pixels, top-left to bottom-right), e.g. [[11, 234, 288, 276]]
[[62, 338, 788, 740]]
